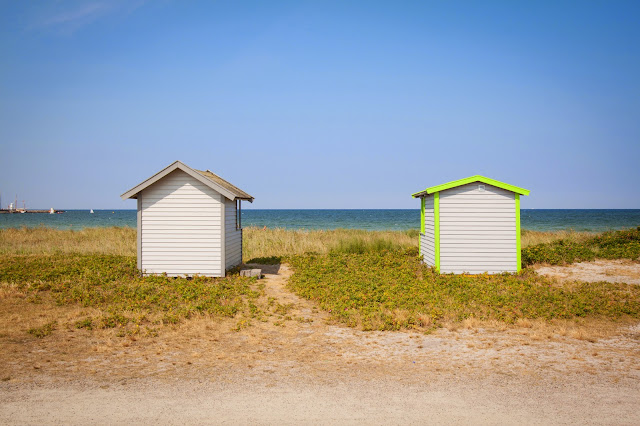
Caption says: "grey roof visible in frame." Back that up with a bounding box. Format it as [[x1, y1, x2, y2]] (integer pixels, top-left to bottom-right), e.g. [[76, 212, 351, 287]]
[[195, 169, 254, 201], [120, 160, 254, 202]]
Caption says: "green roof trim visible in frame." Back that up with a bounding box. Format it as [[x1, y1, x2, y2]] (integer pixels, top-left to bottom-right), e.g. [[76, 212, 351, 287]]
[[412, 175, 530, 198], [434, 191, 440, 272]]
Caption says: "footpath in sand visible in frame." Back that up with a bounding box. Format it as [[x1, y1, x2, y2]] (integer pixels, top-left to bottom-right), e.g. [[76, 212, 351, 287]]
[[1, 263, 639, 424]]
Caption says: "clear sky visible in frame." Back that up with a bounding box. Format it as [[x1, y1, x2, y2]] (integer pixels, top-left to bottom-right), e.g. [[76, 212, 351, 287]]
[[1, 1, 639, 210]]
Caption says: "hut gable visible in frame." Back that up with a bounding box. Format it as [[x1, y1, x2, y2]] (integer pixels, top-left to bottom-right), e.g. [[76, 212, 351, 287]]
[[412, 175, 530, 198], [121, 161, 254, 202], [413, 176, 529, 274], [121, 161, 253, 277]]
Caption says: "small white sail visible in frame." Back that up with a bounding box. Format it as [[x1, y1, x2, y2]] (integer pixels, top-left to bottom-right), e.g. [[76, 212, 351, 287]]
[[49, 207, 55, 214], [90, 209, 94, 214]]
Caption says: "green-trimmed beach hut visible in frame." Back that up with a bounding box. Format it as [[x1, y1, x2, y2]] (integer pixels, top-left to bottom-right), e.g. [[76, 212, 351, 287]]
[[412, 176, 530, 274]]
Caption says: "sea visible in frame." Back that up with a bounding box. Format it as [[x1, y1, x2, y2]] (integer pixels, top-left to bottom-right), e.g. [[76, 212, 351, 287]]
[[1, 209, 639, 232]]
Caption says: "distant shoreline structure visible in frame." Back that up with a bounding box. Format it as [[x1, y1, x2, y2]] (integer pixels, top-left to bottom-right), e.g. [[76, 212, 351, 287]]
[[0, 209, 66, 214]]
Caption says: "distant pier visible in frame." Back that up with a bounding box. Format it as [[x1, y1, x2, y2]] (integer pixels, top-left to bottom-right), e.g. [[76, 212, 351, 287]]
[[0, 209, 66, 214]]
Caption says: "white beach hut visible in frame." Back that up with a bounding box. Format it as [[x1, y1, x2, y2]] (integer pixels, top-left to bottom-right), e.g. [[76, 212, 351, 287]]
[[121, 161, 254, 277], [412, 176, 530, 274]]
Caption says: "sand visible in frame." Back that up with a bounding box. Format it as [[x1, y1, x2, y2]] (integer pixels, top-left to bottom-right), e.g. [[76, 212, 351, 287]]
[[1, 264, 639, 424], [534, 259, 640, 285]]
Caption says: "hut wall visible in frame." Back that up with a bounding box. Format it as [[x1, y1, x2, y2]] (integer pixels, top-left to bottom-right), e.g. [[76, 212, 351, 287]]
[[421, 195, 435, 266], [139, 169, 224, 277], [224, 199, 243, 270], [439, 183, 517, 274]]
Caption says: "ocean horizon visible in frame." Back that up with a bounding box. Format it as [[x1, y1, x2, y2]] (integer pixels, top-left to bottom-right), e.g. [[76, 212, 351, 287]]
[[1, 209, 639, 232]]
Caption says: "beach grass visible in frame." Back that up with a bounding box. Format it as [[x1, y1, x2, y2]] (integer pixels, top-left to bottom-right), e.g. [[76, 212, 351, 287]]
[[0, 226, 136, 256], [520, 229, 596, 247], [0, 226, 593, 258], [242, 227, 418, 262], [242, 227, 588, 261]]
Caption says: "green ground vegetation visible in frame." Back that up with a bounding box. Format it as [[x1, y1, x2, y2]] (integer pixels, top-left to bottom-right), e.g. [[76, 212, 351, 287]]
[[0, 253, 261, 335], [286, 227, 640, 331], [287, 249, 640, 331], [522, 227, 640, 266]]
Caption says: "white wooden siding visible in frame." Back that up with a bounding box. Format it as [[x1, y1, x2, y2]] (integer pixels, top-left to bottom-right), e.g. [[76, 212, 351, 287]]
[[421, 195, 435, 266], [439, 183, 516, 274], [224, 199, 242, 269], [140, 169, 223, 277]]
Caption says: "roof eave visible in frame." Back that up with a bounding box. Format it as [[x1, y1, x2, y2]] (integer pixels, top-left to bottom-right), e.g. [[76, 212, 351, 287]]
[[194, 169, 254, 202]]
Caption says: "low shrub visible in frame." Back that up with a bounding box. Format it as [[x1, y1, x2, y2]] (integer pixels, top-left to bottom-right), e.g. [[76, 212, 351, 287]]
[[28, 321, 57, 338], [75, 318, 93, 330]]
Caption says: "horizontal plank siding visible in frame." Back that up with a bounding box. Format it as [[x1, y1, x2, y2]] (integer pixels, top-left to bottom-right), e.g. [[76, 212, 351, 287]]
[[439, 183, 516, 274], [225, 199, 243, 270], [422, 195, 435, 266], [142, 211, 221, 216], [443, 269, 518, 275], [140, 169, 223, 277], [437, 198, 515, 205], [440, 256, 518, 263], [439, 237, 515, 244], [440, 229, 516, 235]]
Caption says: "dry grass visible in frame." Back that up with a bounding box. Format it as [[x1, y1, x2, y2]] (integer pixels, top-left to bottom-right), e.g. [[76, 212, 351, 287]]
[[0, 285, 105, 341], [521, 229, 597, 248], [443, 316, 626, 342], [242, 227, 417, 261], [0, 226, 598, 258], [0, 227, 136, 256]]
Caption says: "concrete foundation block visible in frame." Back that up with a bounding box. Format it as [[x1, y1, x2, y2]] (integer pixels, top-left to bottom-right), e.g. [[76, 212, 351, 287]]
[[240, 269, 262, 278]]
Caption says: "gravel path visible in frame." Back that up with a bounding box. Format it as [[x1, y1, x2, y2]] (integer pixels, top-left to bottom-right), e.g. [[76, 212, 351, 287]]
[[2, 375, 639, 424]]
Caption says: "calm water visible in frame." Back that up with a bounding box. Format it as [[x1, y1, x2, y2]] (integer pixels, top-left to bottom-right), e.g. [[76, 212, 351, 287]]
[[1, 209, 639, 232]]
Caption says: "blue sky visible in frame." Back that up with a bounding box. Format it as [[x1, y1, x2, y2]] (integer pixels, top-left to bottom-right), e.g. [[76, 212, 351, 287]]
[[1, 1, 639, 209]]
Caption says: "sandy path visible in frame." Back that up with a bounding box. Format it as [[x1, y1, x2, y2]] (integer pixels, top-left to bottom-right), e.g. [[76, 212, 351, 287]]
[[1, 264, 640, 424]]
